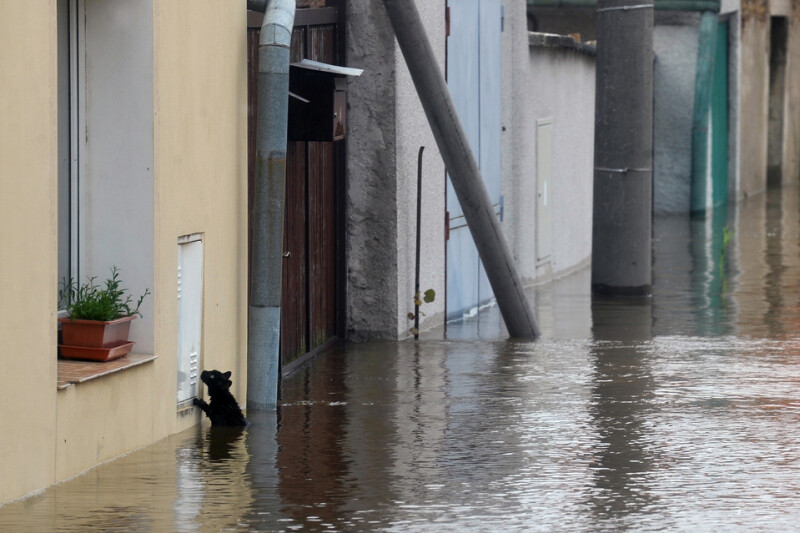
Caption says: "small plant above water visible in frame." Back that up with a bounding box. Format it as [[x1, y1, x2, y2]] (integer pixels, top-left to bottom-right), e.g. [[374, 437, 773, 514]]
[[59, 266, 151, 321], [408, 288, 436, 337]]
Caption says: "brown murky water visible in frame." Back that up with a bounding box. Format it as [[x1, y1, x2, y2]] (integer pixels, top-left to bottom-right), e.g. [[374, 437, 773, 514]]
[[5, 188, 800, 531]]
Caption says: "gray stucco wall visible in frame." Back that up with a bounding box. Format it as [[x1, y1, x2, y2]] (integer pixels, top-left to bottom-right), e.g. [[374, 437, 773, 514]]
[[345, 0, 446, 340], [345, 1, 398, 340], [652, 16, 700, 214]]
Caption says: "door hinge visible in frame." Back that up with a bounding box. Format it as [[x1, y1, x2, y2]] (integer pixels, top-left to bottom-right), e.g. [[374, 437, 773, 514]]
[[446, 6, 451, 38], [445, 210, 450, 241]]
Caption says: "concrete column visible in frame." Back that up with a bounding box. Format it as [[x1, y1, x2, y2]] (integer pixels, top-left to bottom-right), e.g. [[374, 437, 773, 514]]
[[592, 0, 654, 296]]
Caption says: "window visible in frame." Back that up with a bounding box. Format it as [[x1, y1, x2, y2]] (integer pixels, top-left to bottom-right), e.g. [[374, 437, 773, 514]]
[[57, 0, 80, 298], [55, 0, 155, 354]]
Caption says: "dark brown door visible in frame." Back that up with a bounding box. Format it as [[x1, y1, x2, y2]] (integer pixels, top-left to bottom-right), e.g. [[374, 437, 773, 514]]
[[248, 6, 343, 370]]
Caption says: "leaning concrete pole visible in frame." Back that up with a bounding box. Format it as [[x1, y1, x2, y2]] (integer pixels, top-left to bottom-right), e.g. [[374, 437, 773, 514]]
[[248, 0, 295, 410], [381, 0, 539, 338], [592, 0, 654, 296]]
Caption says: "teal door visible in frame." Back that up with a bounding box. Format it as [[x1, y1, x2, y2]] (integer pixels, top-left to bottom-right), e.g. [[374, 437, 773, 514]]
[[710, 20, 728, 209], [446, 0, 503, 320]]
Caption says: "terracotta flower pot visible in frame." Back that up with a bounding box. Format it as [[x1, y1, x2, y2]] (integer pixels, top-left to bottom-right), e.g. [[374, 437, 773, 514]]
[[58, 315, 136, 361]]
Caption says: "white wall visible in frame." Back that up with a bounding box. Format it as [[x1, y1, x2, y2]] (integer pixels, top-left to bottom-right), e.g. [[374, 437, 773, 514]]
[[394, 0, 447, 336], [504, 19, 596, 286], [82, 0, 155, 352]]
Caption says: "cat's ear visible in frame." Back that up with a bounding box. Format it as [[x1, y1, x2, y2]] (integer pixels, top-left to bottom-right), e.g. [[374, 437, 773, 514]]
[[223, 371, 231, 379]]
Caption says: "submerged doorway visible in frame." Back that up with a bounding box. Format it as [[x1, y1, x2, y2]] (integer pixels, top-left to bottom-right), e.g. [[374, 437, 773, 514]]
[[767, 16, 788, 187]]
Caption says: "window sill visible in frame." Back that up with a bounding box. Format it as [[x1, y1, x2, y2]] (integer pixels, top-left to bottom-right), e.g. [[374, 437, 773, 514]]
[[57, 354, 157, 390]]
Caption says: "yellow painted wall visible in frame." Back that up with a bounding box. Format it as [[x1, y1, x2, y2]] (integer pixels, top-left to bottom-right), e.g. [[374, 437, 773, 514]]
[[0, 1, 248, 505], [0, 2, 59, 504], [55, 364, 157, 481], [152, 0, 249, 437], [54, 0, 248, 482]]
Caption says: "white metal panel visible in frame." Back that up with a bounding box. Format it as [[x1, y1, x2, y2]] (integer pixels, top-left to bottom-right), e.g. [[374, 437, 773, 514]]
[[446, 0, 503, 318], [177, 236, 203, 404], [446, 221, 480, 319], [536, 119, 553, 263], [479, 0, 503, 203], [477, 0, 503, 306], [446, 0, 481, 221]]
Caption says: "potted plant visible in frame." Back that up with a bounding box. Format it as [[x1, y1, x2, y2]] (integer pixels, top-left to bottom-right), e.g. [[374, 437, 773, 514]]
[[58, 266, 151, 362]]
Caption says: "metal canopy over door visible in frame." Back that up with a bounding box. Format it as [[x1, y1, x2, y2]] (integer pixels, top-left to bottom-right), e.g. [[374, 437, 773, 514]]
[[446, 0, 503, 320], [247, 5, 344, 373]]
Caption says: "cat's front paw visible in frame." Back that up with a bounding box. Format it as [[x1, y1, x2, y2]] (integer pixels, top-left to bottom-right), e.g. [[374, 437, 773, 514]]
[[192, 398, 201, 406]]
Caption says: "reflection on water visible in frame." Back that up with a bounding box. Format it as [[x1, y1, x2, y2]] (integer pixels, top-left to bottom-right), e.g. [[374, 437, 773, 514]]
[[5, 188, 800, 531]]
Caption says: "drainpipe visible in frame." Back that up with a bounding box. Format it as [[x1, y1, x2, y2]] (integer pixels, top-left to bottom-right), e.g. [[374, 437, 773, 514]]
[[690, 11, 718, 216], [381, 0, 539, 338], [247, 0, 295, 410]]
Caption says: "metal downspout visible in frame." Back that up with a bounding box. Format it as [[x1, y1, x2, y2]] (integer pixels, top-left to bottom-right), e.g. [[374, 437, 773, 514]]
[[247, 0, 295, 410]]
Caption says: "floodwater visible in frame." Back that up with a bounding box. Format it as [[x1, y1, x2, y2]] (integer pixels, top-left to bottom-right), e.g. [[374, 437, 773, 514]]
[[5, 187, 800, 531]]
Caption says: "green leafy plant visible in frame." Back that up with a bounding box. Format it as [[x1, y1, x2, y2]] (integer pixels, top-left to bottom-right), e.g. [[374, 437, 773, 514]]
[[59, 266, 151, 321], [408, 288, 436, 336], [719, 226, 732, 292]]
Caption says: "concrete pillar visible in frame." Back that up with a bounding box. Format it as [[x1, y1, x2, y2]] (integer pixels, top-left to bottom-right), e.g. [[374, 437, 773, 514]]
[[592, 0, 654, 296]]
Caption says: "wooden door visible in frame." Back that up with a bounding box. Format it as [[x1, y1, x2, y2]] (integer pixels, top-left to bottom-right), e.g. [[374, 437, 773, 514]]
[[248, 5, 343, 371]]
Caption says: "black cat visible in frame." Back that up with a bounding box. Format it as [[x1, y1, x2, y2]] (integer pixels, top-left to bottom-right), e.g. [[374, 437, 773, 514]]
[[193, 370, 249, 427]]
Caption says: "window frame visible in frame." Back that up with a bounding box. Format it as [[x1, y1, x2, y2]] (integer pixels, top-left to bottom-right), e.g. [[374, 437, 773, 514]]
[[58, 0, 85, 313]]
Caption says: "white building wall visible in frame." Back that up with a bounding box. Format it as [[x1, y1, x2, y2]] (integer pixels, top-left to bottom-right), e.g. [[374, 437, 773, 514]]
[[504, 9, 596, 287], [394, 0, 447, 337]]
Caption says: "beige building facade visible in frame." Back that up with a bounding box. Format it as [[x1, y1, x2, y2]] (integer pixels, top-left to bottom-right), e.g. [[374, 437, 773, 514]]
[[0, 0, 248, 505]]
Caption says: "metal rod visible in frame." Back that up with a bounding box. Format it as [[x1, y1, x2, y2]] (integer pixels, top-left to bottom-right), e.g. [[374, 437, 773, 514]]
[[414, 146, 424, 340], [596, 4, 653, 12], [381, 0, 539, 338]]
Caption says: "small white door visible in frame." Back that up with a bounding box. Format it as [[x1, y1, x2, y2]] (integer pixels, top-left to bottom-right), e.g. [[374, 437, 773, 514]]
[[536, 119, 553, 263], [177, 235, 203, 404]]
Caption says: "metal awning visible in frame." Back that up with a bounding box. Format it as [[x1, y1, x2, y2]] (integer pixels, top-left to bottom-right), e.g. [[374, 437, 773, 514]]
[[289, 59, 363, 78]]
